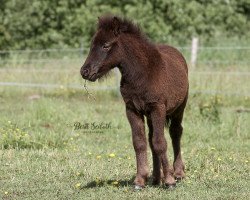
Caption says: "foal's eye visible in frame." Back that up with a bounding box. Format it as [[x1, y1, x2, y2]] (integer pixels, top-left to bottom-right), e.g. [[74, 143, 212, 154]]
[[102, 43, 111, 51]]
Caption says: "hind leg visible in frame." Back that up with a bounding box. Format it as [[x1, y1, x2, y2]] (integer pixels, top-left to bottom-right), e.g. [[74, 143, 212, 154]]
[[147, 117, 161, 185], [169, 113, 185, 180]]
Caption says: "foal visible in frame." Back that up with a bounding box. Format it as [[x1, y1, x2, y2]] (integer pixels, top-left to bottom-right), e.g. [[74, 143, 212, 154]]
[[80, 16, 189, 189]]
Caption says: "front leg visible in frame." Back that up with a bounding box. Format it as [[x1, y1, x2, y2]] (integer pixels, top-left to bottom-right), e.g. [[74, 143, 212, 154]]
[[150, 104, 176, 187], [147, 117, 161, 185], [126, 106, 148, 188]]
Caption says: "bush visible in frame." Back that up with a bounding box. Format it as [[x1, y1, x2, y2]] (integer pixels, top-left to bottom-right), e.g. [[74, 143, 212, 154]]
[[0, 0, 249, 50]]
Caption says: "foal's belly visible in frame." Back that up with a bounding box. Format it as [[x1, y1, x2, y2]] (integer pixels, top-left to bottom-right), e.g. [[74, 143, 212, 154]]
[[120, 82, 188, 115], [122, 90, 187, 116]]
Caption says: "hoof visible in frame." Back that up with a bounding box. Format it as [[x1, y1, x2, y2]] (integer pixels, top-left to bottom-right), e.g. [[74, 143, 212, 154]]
[[165, 183, 176, 190], [134, 185, 143, 190]]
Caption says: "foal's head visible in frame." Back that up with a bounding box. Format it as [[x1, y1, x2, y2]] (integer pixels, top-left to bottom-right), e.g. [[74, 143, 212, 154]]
[[80, 16, 140, 81]]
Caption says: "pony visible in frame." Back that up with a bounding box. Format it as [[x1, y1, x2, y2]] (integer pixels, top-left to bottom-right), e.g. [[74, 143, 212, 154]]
[[80, 15, 189, 189]]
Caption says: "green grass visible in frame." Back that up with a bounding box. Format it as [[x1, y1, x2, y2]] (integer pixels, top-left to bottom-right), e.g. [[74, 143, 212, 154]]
[[0, 88, 249, 199]]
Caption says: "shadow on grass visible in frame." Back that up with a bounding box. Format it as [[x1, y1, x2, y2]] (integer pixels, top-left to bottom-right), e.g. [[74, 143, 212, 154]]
[[82, 176, 184, 190], [82, 176, 177, 189], [82, 176, 135, 189]]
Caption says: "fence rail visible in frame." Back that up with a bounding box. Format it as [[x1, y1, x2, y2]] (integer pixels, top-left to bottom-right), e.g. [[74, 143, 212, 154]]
[[1, 68, 250, 75], [0, 81, 249, 97], [1, 44, 250, 66], [0, 42, 249, 98], [1, 68, 250, 97], [1, 46, 250, 54], [0, 48, 84, 54]]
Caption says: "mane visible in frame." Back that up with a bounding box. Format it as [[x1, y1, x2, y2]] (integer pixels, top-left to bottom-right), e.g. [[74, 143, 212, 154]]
[[98, 15, 143, 38]]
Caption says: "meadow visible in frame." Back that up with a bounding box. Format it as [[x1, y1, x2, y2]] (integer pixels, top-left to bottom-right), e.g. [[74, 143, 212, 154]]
[[0, 48, 249, 199]]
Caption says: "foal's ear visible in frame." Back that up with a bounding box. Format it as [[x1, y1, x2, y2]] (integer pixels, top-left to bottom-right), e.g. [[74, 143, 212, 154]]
[[112, 16, 127, 36]]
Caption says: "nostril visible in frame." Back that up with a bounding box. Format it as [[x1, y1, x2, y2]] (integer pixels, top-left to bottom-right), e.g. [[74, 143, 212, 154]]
[[82, 68, 90, 77]]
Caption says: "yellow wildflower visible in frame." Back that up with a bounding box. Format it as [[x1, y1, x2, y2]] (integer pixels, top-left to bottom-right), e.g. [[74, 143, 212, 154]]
[[112, 181, 119, 186], [109, 153, 116, 158], [95, 178, 101, 184]]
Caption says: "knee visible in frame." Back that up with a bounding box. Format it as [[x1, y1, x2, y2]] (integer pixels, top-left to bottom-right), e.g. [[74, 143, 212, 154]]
[[152, 136, 166, 154], [133, 140, 147, 152]]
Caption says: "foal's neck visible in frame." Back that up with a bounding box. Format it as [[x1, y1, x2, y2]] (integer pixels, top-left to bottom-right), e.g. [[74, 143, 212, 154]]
[[118, 35, 161, 89]]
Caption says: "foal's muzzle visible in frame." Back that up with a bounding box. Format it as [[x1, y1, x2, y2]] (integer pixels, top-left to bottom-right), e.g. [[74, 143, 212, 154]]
[[80, 64, 98, 82]]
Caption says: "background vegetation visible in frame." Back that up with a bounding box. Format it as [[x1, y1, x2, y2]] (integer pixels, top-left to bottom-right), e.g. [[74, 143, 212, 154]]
[[0, 0, 250, 50]]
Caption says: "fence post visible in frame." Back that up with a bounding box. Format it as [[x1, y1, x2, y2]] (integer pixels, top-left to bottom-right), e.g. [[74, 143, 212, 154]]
[[191, 37, 199, 69]]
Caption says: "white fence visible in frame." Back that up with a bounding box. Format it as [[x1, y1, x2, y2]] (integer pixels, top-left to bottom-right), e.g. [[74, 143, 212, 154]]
[[0, 43, 250, 97]]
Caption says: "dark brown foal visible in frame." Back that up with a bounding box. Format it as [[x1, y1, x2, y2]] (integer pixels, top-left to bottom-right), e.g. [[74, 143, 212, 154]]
[[80, 16, 188, 189]]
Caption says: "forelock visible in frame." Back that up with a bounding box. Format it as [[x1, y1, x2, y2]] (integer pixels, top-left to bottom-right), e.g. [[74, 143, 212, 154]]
[[97, 15, 141, 36]]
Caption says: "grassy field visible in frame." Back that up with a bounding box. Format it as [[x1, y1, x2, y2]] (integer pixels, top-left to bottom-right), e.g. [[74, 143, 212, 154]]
[[0, 49, 250, 199]]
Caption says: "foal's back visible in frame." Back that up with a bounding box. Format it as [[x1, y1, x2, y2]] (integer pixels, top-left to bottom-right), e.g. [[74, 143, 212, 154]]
[[157, 44, 188, 74]]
